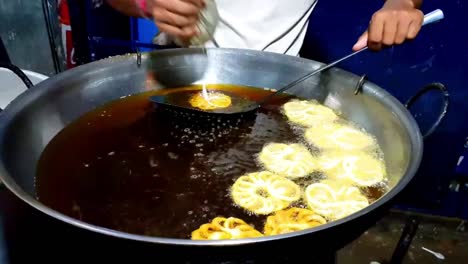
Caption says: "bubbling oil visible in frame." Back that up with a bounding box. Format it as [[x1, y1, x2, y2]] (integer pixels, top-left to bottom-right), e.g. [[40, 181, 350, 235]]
[[35, 84, 388, 239]]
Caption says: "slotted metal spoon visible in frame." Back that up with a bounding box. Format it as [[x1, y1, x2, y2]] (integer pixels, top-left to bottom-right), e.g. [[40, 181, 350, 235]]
[[149, 9, 444, 116]]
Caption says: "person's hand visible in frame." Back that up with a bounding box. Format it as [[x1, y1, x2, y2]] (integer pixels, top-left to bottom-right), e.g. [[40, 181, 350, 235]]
[[352, 0, 423, 51], [146, 0, 205, 42]]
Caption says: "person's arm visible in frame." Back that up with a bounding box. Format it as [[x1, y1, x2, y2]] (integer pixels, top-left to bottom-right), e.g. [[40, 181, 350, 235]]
[[353, 0, 423, 51], [106, 0, 145, 17], [106, 0, 204, 40]]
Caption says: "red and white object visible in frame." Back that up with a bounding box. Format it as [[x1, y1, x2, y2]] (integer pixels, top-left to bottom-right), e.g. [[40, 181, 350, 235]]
[[58, 0, 76, 69]]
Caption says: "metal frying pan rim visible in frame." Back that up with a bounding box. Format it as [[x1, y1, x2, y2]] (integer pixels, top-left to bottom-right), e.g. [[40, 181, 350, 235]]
[[0, 47, 423, 246]]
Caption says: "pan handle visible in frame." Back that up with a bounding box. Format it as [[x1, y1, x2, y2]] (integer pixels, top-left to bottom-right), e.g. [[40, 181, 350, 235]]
[[0, 63, 34, 112], [404, 82, 449, 139]]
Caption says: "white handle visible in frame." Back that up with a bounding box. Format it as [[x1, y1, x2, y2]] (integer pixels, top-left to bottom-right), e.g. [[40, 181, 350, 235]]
[[423, 9, 444, 26]]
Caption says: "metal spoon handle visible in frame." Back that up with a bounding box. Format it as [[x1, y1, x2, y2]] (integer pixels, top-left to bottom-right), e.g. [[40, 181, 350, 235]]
[[258, 9, 444, 105], [422, 9, 445, 26]]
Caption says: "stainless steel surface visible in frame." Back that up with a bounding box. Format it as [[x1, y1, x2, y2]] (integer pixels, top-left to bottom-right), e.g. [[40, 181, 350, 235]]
[[0, 48, 423, 246], [0, 0, 64, 75]]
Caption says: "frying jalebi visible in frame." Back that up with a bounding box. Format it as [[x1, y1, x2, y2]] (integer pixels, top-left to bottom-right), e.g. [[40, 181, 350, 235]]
[[191, 217, 263, 240], [304, 122, 377, 151], [189, 91, 232, 110], [231, 171, 301, 215], [305, 180, 369, 220], [282, 99, 338, 127], [264, 207, 326, 235], [258, 143, 318, 178], [318, 150, 386, 187]]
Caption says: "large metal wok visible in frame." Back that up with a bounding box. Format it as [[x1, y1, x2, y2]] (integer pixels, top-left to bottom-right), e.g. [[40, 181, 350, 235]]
[[0, 48, 447, 262]]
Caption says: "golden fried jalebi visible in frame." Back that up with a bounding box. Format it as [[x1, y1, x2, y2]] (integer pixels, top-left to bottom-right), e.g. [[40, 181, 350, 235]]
[[189, 91, 232, 110], [283, 99, 338, 127], [258, 143, 318, 178], [305, 180, 369, 220], [264, 207, 326, 235], [318, 150, 386, 187], [304, 122, 377, 151], [191, 217, 263, 240], [231, 171, 301, 215]]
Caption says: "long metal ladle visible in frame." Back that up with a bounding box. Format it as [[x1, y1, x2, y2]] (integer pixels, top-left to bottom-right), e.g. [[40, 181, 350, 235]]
[[149, 9, 444, 116]]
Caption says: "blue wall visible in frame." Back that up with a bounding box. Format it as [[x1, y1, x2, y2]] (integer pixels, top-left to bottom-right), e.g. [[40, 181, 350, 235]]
[[136, 18, 158, 51], [301, 0, 467, 213]]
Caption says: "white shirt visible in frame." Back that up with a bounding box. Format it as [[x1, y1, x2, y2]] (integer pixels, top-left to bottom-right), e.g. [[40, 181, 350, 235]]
[[206, 0, 317, 56], [154, 0, 317, 56]]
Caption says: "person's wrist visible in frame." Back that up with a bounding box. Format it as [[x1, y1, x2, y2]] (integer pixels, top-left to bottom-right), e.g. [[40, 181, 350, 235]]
[[384, 0, 417, 9]]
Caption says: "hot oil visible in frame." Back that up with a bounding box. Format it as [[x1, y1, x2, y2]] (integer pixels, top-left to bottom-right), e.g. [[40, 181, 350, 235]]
[[36, 84, 388, 239]]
